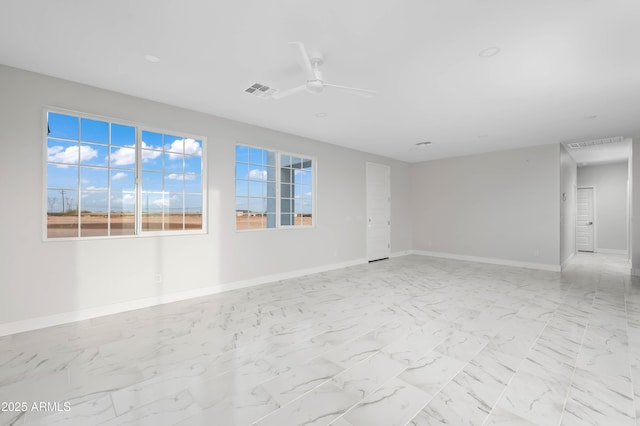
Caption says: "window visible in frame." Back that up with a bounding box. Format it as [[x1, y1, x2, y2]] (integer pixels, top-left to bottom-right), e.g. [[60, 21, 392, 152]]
[[45, 110, 205, 239], [235, 145, 314, 230], [139, 130, 203, 232]]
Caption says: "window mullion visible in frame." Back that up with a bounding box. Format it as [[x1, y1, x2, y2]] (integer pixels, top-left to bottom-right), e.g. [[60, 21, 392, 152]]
[[107, 125, 111, 236], [76, 119, 81, 238], [275, 152, 281, 228], [135, 127, 142, 235]]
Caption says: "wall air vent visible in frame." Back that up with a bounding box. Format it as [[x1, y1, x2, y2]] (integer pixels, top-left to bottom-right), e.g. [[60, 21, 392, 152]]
[[244, 83, 276, 98], [567, 136, 624, 149]]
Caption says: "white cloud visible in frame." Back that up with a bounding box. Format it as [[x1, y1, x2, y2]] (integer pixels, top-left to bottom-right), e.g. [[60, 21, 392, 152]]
[[112, 172, 128, 181], [184, 139, 202, 156], [153, 198, 169, 207], [249, 169, 267, 180], [166, 138, 202, 160], [48, 145, 97, 164], [141, 142, 162, 162], [111, 145, 135, 166], [111, 142, 161, 166], [112, 193, 135, 205], [166, 173, 196, 181]]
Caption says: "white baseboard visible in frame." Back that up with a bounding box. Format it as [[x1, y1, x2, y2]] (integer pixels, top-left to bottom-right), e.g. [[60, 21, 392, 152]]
[[561, 252, 576, 271], [0, 258, 367, 338], [410, 250, 561, 272], [390, 250, 411, 258], [595, 248, 628, 256]]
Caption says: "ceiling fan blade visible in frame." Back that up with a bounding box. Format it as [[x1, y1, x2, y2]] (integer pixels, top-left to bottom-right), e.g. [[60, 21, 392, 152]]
[[324, 83, 377, 97], [271, 85, 308, 100], [288, 42, 315, 81]]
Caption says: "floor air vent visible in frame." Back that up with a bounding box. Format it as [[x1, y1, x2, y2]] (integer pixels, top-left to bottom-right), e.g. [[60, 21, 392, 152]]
[[567, 136, 624, 149]]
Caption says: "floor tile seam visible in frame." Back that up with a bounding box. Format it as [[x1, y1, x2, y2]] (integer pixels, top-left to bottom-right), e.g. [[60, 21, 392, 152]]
[[258, 321, 392, 381], [107, 387, 200, 422], [313, 318, 397, 355], [106, 391, 119, 422], [247, 362, 365, 425], [206, 315, 338, 359], [255, 318, 442, 426], [479, 310, 553, 426], [555, 289, 597, 426], [249, 325, 397, 425], [324, 353, 439, 426], [396, 335, 493, 425], [623, 291, 638, 424], [190, 316, 390, 378], [399, 358, 471, 426], [2, 410, 26, 426]]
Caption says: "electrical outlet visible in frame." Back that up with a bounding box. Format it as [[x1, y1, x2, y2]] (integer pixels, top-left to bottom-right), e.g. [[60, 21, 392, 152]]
[[155, 273, 163, 284]]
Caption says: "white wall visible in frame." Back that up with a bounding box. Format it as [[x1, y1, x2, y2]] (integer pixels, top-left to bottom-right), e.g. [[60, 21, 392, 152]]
[[560, 144, 577, 266], [632, 139, 639, 274], [409, 144, 561, 268], [0, 65, 412, 326], [577, 162, 628, 253]]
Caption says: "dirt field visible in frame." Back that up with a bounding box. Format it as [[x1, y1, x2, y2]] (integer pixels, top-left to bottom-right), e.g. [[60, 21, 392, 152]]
[[47, 213, 309, 236], [236, 215, 312, 230], [47, 214, 202, 237]]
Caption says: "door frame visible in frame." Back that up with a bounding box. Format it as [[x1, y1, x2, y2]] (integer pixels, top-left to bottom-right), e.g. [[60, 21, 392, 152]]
[[366, 162, 391, 262], [577, 186, 596, 252]]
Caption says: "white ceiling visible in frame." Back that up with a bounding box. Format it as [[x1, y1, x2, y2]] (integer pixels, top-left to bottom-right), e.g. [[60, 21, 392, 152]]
[[2, 0, 639, 163]]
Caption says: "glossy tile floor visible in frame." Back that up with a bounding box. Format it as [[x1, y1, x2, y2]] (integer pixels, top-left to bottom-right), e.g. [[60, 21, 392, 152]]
[[2, 253, 640, 425]]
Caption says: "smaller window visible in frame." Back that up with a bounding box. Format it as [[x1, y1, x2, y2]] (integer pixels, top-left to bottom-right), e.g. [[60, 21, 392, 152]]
[[235, 146, 276, 230], [235, 145, 314, 230]]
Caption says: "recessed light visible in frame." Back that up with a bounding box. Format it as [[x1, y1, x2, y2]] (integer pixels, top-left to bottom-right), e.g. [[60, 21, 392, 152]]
[[479, 47, 500, 58], [315, 112, 328, 118], [144, 54, 160, 63], [584, 115, 597, 120]]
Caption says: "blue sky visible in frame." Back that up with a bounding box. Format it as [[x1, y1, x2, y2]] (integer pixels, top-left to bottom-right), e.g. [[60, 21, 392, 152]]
[[235, 145, 313, 215], [47, 112, 202, 214]]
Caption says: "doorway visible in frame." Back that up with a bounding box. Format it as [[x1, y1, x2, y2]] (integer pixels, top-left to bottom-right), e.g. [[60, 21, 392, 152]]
[[576, 187, 595, 252]]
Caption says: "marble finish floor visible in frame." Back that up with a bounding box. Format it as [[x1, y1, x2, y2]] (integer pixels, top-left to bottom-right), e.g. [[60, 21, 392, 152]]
[[2, 253, 640, 425]]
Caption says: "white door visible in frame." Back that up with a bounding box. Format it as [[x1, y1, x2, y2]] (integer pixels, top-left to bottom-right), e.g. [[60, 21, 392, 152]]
[[367, 162, 391, 261], [576, 187, 594, 252]]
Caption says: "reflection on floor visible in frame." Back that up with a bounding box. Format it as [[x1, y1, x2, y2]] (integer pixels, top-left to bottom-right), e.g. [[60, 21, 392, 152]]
[[1, 253, 639, 425]]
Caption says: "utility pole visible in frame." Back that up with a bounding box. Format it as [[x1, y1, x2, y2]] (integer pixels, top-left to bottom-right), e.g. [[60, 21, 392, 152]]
[[60, 190, 66, 214]]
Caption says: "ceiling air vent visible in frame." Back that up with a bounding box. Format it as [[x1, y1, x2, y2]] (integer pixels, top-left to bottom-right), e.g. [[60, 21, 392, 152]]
[[567, 136, 624, 149], [244, 83, 276, 98]]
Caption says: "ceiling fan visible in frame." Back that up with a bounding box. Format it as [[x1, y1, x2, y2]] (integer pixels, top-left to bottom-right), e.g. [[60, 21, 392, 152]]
[[271, 42, 377, 100]]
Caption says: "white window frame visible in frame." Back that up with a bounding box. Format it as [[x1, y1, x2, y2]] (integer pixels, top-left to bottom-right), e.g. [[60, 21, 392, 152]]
[[43, 107, 207, 241], [235, 144, 316, 231]]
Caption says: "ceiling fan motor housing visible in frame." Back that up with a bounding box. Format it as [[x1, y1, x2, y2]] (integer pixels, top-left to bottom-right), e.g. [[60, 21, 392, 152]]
[[306, 80, 324, 93]]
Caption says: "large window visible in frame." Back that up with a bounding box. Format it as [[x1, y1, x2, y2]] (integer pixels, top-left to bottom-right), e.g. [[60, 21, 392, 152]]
[[235, 145, 314, 230], [45, 110, 205, 239]]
